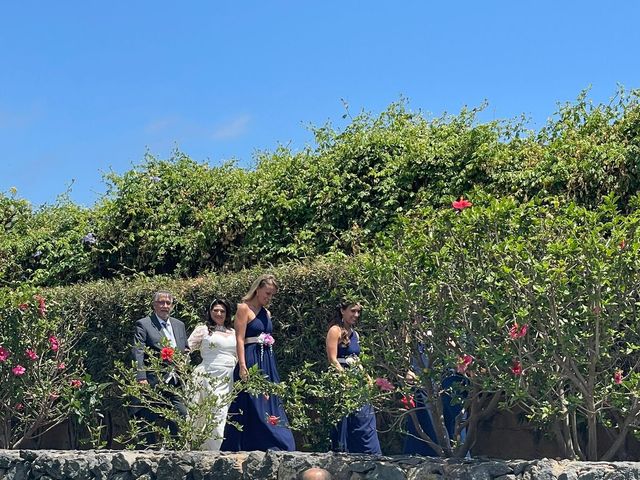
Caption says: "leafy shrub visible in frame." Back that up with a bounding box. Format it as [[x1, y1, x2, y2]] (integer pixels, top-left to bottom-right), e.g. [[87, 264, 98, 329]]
[[3, 89, 639, 286], [0, 286, 101, 449], [354, 192, 640, 460]]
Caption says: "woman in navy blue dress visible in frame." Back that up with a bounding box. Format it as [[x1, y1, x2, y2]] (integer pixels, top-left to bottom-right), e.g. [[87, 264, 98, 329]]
[[221, 274, 296, 451], [403, 324, 468, 456], [326, 300, 382, 454]]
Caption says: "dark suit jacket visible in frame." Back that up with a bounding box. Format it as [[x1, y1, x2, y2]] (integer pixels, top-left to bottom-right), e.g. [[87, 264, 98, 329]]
[[132, 313, 188, 384]]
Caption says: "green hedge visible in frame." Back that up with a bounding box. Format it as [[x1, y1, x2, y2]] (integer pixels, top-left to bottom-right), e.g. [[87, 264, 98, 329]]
[[3, 89, 640, 287], [34, 194, 640, 458], [47, 256, 357, 385]]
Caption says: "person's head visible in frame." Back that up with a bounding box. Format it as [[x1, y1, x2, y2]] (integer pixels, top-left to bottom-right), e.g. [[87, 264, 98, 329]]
[[152, 291, 174, 321], [328, 298, 362, 346], [300, 467, 332, 480], [337, 299, 362, 328], [242, 274, 278, 306], [207, 297, 232, 328]]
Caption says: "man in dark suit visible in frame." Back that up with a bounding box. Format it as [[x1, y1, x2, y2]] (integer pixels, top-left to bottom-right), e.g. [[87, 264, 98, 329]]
[[131, 290, 189, 443]]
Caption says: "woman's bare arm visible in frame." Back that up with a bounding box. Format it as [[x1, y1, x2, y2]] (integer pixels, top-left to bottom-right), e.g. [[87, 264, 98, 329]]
[[235, 303, 250, 380], [326, 325, 343, 371]]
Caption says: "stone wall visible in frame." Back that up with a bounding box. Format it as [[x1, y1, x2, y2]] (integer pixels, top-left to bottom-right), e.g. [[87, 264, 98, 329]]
[[1, 450, 640, 480]]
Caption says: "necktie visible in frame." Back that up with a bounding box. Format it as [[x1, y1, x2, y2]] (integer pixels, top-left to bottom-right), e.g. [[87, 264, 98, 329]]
[[160, 321, 177, 348]]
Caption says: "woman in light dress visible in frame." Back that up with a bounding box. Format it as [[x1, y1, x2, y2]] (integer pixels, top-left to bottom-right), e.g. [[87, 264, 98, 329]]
[[188, 298, 237, 450]]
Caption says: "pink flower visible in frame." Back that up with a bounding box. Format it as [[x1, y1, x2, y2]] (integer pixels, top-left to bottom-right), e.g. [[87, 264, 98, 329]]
[[374, 377, 395, 392], [614, 370, 623, 385], [511, 360, 523, 376], [509, 323, 519, 339], [400, 394, 416, 410], [509, 323, 528, 339], [0, 346, 10, 362], [57, 362, 66, 370], [36, 295, 46, 317], [258, 333, 275, 346], [48, 336, 59, 352], [267, 415, 280, 426], [456, 354, 474, 374], [70, 379, 83, 388], [15, 403, 24, 411], [25, 349, 38, 361], [49, 392, 60, 401], [452, 197, 473, 210], [18, 303, 29, 312], [12, 365, 26, 376]]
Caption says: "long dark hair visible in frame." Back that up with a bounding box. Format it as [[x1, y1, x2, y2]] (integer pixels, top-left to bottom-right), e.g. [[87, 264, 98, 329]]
[[328, 298, 360, 347], [206, 297, 233, 330]]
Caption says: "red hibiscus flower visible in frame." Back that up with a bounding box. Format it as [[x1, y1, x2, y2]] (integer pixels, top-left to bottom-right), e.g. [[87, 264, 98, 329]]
[[0, 346, 10, 362], [509, 323, 528, 339], [70, 379, 83, 388], [452, 197, 473, 210], [267, 415, 280, 426], [456, 354, 473, 374], [25, 349, 38, 361], [374, 377, 395, 392], [614, 370, 623, 385], [48, 336, 59, 352], [161, 347, 175, 361], [400, 395, 416, 410], [12, 365, 26, 376], [511, 360, 523, 376], [35, 295, 47, 317]]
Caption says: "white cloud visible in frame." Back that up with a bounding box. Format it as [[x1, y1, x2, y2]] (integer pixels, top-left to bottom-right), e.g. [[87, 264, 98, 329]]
[[211, 114, 251, 140], [143, 117, 178, 134], [142, 113, 251, 141]]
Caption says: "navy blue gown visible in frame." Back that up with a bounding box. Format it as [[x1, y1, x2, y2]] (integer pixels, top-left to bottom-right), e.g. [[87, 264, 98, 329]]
[[403, 346, 467, 456], [331, 330, 382, 454], [221, 307, 295, 451], [403, 375, 467, 456]]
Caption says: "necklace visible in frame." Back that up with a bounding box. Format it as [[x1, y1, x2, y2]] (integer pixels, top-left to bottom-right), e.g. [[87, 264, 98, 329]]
[[211, 325, 228, 333]]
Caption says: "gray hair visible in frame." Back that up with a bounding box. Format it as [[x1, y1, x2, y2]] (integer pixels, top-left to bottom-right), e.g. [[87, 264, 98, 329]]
[[152, 291, 174, 303]]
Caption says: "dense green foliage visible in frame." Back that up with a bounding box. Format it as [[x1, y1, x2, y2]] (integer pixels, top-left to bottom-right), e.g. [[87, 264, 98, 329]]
[[2, 89, 639, 287], [0, 287, 103, 449], [3, 89, 640, 458], [357, 193, 640, 460]]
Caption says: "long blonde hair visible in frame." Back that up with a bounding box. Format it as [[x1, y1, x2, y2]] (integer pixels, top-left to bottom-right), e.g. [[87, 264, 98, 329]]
[[242, 274, 279, 302]]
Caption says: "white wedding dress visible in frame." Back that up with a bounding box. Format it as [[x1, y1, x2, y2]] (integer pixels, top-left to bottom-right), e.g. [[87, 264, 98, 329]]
[[188, 325, 237, 451]]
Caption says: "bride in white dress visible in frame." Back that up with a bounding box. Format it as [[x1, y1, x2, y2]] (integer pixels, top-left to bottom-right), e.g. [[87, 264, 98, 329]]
[[188, 298, 237, 450]]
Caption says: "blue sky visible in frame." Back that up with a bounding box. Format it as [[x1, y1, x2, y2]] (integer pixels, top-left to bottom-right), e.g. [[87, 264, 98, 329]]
[[1, 1, 639, 208]]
